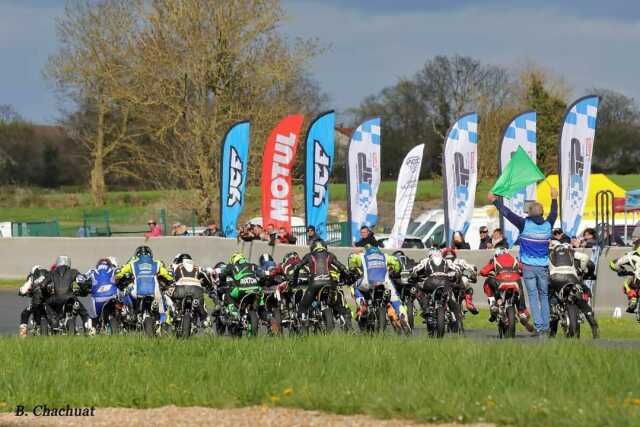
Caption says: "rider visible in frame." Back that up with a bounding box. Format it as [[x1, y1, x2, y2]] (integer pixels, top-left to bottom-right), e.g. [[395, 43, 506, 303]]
[[43, 256, 93, 333], [348, 245, 402, 319], [83, 257, 127, 327], [293, 241, 350, 322], [549, 240, 599, 338], [609, 243, 640, 313], [411, 248, 459, 318], [18, 265, 51, 337], [170, 253, 212, 325], [218, 252, 266, 316], [441, 247, 479, 315], [479, 247, 535, 333], [115, 246, 174, 324]]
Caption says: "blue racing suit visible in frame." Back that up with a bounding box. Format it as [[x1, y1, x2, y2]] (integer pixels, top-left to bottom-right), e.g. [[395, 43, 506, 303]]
[[350, 248, 402, 317], [85, 262, 132, 319]]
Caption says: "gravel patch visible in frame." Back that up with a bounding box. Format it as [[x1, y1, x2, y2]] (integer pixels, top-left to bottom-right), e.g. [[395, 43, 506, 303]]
[[0, 405, 495, 427]]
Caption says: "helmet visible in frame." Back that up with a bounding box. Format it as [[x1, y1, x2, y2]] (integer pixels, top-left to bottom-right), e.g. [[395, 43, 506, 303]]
[[107, 257, 118, 268], [392, 250, 405, 258], [214, 261, 227, 270], [548, 240, 562, 251], [429, 250, 443, 265], [348, 252, 360, 269], [172, 253, 192, 266], [55, 256, 71, 268], [427, 247, 440, 258], [259, 253, 275, 270], [282, 252, 300, 264], [311, 240, 327, 253], [135, 246, 153, 258], [31, 265, 42, 275], [494, 247, 509, 257], [96, 258, 114, 268], [442, 247, 457, 261], [229, 252, 247, 265]]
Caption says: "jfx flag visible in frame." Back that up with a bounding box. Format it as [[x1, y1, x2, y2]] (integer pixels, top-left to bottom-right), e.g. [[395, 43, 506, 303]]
[[305, 111, 335, 240], [220, 121, 250, 238], [388, 144, 424, 249], [261, 114, 304, 232], [499, 111, 537, 246], [347, 118, 381, 244], [443, 113, 478, 244], [559, 96, 600, 237]]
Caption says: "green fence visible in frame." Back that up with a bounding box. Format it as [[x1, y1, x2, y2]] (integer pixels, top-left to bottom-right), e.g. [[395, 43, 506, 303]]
[[82, 209, 111, 237], [12, 220, 60, 237], [291, 222, 349, 246]]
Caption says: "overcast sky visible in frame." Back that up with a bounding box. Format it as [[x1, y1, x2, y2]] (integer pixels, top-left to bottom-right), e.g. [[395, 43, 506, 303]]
[[1, 0, 639, 123]]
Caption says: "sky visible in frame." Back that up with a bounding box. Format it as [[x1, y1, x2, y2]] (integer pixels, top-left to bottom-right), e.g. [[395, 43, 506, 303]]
[[1, 0, 639, 124]]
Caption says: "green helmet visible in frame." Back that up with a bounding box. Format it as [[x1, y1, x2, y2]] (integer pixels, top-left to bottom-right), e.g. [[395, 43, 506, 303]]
[[229, 252, 247, 265], [311, 240, 327, 253], [347, 252, 360, 270]]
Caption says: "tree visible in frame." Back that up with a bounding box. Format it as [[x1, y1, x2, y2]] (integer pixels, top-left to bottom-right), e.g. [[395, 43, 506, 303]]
[[45, 0, 142, 206], [114, 0, 323, 220], [591, 88, 640, 173]]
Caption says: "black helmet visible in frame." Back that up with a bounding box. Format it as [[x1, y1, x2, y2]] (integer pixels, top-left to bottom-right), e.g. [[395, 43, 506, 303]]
[[172, 253, 192, 266], [135, 246, 153, 258], [214, 261, 226, 270], [311, 240, 327, 253], [282, 252, 300, 264], [392, 250, 405, 258]]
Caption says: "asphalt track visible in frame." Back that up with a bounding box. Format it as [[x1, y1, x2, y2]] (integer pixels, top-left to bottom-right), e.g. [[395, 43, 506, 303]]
[[1, 289, 638, 348]]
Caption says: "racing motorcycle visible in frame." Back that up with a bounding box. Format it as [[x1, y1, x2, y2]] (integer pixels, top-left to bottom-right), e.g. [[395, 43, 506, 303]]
[[171, 283, 206, 338], [357, 283, 411, 336], [418, 284, 463, 338], [493, 280, 521, 339], [40, 292, 85, 336], [549, 281, 596, 339]]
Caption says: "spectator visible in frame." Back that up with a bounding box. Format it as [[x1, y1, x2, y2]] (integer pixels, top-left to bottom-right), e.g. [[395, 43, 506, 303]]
[[237, 224, 257, 242], [171, 222, 188, 236], [277, 226, 297, 244], [203, 223, 222, 237], [144, 220, 162, 238], [306, 225, 322, 246], [452, 231, 470, 250], [478, 226, 491, 249], [581, 228, 597, 248], [489, 186, 558, 337], [355, 226, 382, 248], [265, 224, 277, 244], [602, 224, 626, 246], [552, 228, 570, 244], [491, 228, 508, 249]]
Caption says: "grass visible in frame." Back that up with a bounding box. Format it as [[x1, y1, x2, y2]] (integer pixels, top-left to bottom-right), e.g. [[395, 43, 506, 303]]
[[0, 174, 638, 236], [0, 335, 638, 426], [0, 279, 21, 288]]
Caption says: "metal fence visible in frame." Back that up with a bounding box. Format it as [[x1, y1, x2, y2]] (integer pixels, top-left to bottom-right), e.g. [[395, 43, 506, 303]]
[[291, 222, 349, 246], [12, 220, 60, 237], [82, 209, 112, 237]]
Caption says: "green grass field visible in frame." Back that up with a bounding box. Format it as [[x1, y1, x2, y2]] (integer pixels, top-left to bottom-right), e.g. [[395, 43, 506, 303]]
[[0, 335, 638, 426], [1, 174, 639, 236]]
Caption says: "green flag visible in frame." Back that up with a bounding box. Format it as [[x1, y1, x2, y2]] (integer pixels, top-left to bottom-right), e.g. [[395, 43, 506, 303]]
[[491, 146, 544, 198]]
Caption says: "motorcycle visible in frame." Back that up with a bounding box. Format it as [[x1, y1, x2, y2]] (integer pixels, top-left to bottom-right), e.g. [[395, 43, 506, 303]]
[[418, 283, 462, 338], [493, 281, 521, 339], [550, 281, 597, 338], [394, 270, 418, 330], [41, 293, 85, 336], [91, 283, 131, 335], [171, 283, 206, 338], [223, 286, 264, 338], [357, 283, 411, 336]]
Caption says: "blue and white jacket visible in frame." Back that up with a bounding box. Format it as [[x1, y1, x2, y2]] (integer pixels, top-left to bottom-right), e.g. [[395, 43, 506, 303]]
[[494, 199, 558, 267]]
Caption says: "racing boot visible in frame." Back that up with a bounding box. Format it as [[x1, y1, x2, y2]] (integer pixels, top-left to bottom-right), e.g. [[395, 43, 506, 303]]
[[627, 296, 638, 314], [18, 324, 28, 338], [464, 292, 479, 315], [518, 308, 535, 333], [585, 313, 600, 339]]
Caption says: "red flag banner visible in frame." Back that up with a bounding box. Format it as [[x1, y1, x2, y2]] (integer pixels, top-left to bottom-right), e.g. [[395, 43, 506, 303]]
[[261, 114, 304, 232]]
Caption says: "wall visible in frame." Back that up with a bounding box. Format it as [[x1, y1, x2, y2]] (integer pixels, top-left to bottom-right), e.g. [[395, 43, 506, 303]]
[[0, 237, 629, 314]]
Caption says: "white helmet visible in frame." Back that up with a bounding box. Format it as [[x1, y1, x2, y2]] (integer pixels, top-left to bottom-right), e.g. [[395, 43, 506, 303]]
[[55, 256, 71, 268]]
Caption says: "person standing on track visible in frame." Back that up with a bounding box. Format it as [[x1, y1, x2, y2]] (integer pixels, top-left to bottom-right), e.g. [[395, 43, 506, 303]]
[[488, 186, 558, 337]]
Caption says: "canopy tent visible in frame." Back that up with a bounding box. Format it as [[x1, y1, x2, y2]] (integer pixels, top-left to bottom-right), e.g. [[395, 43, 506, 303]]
[[536, 174, 625, 220]]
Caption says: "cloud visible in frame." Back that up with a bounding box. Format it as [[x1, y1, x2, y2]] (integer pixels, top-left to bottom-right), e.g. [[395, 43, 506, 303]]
[[283, 1, 640, 114]]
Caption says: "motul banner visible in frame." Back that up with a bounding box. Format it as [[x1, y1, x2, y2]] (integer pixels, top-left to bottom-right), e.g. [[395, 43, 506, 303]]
[[220, 121, 250, 238], [305, 111, 335, 240], [559, 96, 600, 237], [499, 111, 536, 246], [261, 114, 304, 232], [347, 118, 381, 244], [443, 113, 478, 244], [388, 144, 424, 249]]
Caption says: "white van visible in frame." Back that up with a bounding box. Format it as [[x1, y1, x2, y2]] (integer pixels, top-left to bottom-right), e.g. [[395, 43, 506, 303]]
[[411, 207, 499, 249]]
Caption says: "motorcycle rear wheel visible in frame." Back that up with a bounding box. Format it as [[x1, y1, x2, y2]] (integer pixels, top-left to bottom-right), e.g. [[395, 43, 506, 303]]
[[179, 311, 192, 339], [435, 306, 446, 338], [40, 317, 49, 336], [406, 299, 415, 330], [505, 306, 516, 338], [375, 305, 386, 333], [566, 304, 581, 338], [109, 316, 122, 335], [322, 307, 335, 332], [248, 310, 260, 337], [142, 316, 155, 337]]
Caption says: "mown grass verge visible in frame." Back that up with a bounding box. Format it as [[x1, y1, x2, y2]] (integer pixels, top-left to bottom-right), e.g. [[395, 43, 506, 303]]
[[0, 335, 638, 426]]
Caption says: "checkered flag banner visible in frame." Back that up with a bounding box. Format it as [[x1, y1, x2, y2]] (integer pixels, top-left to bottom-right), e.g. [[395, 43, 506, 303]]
[[559, 96, 600, 238], [443, 113, 479, 245], [347, 118, 381, 243], [499, 111, 537, 246]]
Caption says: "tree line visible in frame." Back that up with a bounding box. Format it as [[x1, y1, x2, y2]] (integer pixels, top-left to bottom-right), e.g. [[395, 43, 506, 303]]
[[2, 0, 640, 222]]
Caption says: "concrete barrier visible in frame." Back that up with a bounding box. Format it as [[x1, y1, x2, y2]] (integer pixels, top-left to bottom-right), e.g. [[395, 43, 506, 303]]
[[0, 237, 630, 314]]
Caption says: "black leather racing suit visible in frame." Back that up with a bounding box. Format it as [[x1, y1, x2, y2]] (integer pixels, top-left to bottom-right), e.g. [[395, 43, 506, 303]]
[[293, 251, 348, 317]]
